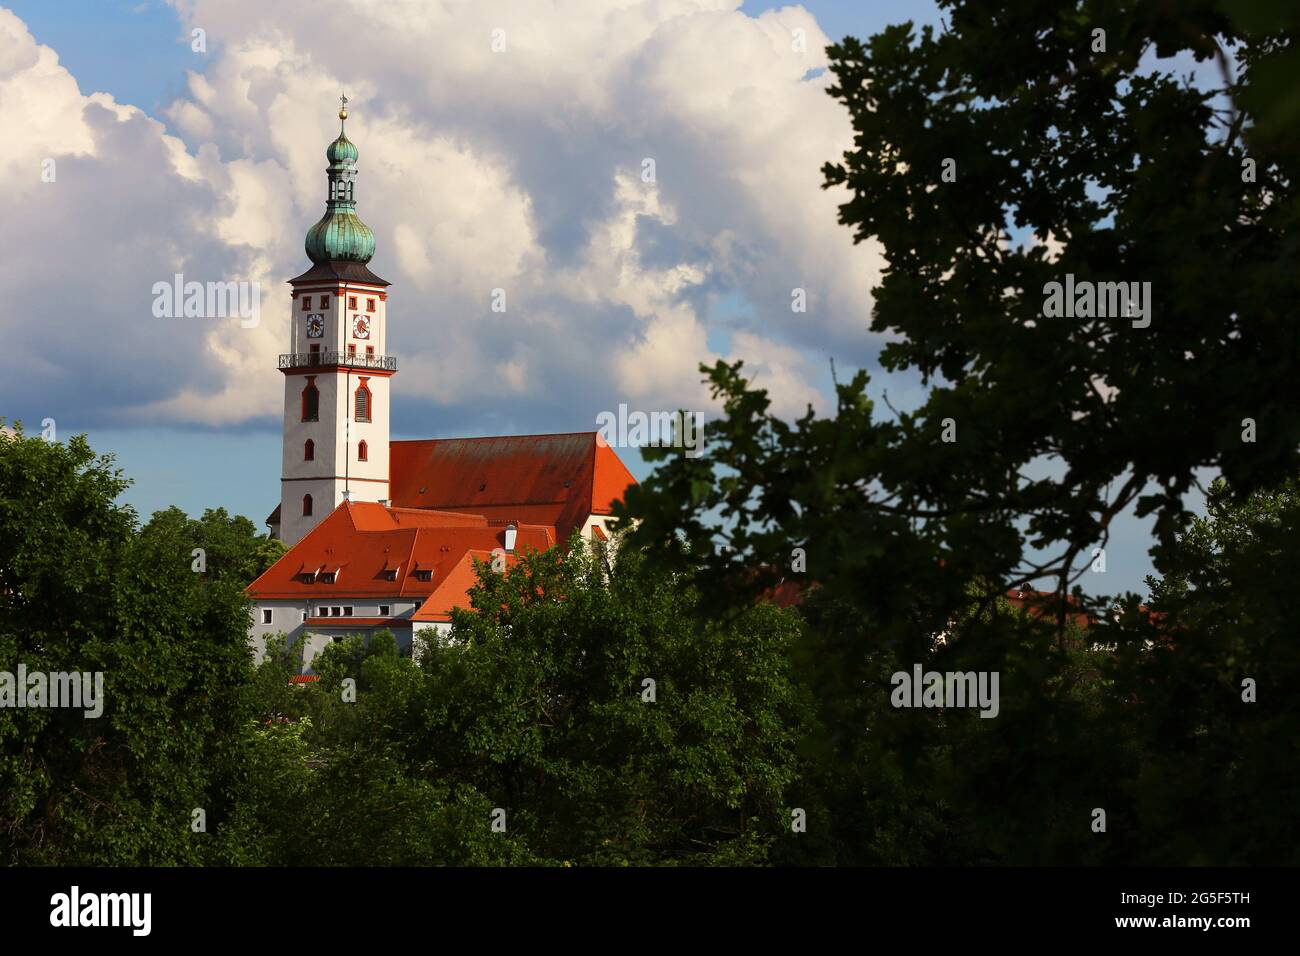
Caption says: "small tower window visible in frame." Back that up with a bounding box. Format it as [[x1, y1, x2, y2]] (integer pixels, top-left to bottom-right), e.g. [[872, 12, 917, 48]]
[[366, 298, 376, 312], [302, 494, 313, 517], [355, 380, 371, 422], [321, 295, 330, 308], [304, 439, 314, 461], [358, 440, 368, 461], [301, 378, 319, 422], [301, 296, 312, 311], [348, 296, 358, 310]]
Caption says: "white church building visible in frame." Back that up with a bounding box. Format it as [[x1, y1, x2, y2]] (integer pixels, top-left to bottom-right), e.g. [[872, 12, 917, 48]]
[[246, 100, 635, 670]]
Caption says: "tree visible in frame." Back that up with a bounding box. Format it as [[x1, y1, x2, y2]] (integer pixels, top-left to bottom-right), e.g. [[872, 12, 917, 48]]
[[611, 0, 1300, 865], [0, 426, 257, 864], [294, 541, 809, 865], [617, 0, 1300, 625], [140, 505, 285, 585]]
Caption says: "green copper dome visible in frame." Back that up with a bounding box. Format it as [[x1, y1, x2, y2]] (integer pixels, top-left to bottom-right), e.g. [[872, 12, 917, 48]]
[[325, 131, 359, 165], [305, 98, 375, 265]]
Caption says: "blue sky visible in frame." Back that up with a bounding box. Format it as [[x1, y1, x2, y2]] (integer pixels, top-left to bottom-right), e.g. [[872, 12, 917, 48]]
[[2, 0, 1181, 596]]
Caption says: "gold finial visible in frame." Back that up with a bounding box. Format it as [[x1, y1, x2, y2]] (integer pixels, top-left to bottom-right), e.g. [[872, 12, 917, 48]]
[[338, 91, 349, 123]]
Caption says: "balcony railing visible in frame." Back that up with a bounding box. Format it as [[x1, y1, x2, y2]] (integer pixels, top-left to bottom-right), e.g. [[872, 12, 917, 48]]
[[279, 351, 397, 371]]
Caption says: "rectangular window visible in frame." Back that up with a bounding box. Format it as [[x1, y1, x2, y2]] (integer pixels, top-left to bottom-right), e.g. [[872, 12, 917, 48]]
[[343, 607, 353, 617], [302, 610, 307, 623], [332, 606, 343, 616], [384, 569, 397, 581], [348, 296, 357, 309], [367, 298, 376, 312], [320, 572, 336, 584], [321, 295, 330, 308], [302, 296, 312, 310], [348, 343, 357, 355], [379, 605, 391, 616], [366, 346, 374, 356], [319, 606, 330, 617], [261, 608, 273, 625]]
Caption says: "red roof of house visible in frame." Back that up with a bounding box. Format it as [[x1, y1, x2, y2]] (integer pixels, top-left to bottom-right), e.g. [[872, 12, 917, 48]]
[[389, 432, 635, 536], [412, 549, 513, 622], [247, 500, 549, 604]]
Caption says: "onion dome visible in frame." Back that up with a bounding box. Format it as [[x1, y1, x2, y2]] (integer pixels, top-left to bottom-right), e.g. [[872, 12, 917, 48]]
[[305, 94, 376, 264]]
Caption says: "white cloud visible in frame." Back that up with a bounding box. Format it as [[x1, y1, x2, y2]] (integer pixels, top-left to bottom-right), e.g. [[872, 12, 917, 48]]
[[3, 0, 885, 436]]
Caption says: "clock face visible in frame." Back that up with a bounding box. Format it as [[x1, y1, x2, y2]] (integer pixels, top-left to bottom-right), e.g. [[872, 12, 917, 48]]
[[306, 314, 324, 338], [352, 315, 371, 339]]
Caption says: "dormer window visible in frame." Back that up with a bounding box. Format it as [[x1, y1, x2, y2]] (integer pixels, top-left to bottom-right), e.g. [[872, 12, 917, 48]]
[[320, 572, 336, 584], [414, 569, 433, 582]]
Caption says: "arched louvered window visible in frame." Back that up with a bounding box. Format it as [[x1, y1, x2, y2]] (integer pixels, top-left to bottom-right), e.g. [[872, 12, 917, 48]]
[[302, 494, 313, 517], [304, 438, 315, 461], [355, 381, 371, 422], [302, 377, 319, 422], [358, 440, 368, 461]]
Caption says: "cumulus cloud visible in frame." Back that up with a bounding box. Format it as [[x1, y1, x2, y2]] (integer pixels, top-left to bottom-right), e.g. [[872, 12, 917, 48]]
[[3, 0, 883, 436]]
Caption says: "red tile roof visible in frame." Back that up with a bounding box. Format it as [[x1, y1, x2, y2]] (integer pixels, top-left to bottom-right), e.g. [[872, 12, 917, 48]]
[[247, 500, 552, 602], [412, 549, 518, 622], [1003, 588, 1092, 629], [389, 432, 635, 538]]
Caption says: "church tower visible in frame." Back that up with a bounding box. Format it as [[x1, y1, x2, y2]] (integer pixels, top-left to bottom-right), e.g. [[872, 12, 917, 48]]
[[278, 96, 394, 547]]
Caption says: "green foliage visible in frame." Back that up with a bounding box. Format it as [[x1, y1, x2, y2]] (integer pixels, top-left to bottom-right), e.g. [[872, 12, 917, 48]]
[[0, 427, 256, 865], [611, 0, 1300, 865], [140, 504, 284, 585], [414, 542, 810, 865]]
